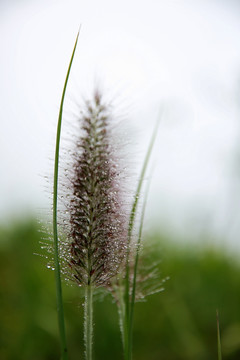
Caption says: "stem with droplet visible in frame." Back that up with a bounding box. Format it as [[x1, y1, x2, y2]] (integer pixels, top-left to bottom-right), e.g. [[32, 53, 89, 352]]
[[84, 285, 93, 360]]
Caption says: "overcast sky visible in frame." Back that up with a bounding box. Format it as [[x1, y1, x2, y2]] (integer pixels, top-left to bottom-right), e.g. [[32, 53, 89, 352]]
[[1, 0, 240, 248]]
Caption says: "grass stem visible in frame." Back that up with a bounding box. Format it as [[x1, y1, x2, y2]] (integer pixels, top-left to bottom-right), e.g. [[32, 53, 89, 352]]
[[84, 285, 93, 360]]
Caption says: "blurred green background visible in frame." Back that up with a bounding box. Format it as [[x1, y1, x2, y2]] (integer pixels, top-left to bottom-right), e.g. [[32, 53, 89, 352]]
[[1, 219, 240, 360]]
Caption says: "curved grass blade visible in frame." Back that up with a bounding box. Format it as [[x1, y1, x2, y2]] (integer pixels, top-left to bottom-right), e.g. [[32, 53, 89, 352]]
[[128, 170, 152, 353], [124, 115, 161, 359], [53, 30, 80, 360], [129, 172, 150, 354]]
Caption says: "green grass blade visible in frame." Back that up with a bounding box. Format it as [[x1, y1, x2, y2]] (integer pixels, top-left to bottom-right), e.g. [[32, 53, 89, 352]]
[[124, 115, 161, 359], [53, 30, 80, 360], [216, 310, 222, 360], [129, 171, 152, 355]]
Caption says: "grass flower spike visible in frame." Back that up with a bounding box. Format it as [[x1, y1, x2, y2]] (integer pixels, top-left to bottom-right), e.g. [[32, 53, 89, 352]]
[[65, 91, 127, 288]]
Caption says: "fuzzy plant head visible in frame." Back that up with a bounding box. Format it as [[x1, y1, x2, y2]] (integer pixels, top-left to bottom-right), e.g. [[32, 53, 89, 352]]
[[60, 90, 128, 288]]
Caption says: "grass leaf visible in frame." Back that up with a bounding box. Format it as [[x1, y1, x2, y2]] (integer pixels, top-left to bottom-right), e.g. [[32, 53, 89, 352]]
[[53, 29, 80, 360]]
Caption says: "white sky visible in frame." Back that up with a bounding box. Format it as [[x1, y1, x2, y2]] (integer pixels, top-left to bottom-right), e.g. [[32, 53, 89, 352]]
[[1, 0, 240, 248]]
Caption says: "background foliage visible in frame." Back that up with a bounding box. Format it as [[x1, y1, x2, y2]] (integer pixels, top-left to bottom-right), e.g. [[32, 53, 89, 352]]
[[1, 219, 240, 359]]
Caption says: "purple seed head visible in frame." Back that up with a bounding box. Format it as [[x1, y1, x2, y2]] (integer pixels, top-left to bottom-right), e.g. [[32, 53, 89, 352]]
[[61, 90, 128, 287]]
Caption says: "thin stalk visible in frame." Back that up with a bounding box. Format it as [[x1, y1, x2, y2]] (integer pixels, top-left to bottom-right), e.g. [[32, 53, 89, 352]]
[[84, 285, 93, 360], [53, 30, 80, 360], [115, 284, 126, 348], [123, 300, 129, 360], [124, 116, 161, 360], [129, 173, 152, 353], [216, 310, 222, 360]]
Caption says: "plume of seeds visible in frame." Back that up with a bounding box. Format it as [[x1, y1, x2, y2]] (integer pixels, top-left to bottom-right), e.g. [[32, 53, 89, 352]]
[[62, 90, 128, 288]]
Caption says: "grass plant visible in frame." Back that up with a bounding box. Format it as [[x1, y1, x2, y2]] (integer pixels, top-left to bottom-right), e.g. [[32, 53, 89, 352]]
[[50, 30, 226, 360], [51, 29, 164, 360], [53, 30, 131, 360]]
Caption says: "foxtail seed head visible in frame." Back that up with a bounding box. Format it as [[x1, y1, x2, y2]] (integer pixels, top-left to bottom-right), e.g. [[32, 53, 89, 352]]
[[61, 91, 128, 287]]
